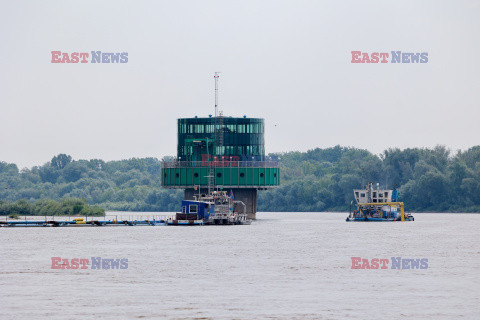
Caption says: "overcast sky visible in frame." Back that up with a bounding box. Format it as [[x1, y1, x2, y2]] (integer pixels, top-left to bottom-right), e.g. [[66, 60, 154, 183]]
[[1, 0, 479, 168]]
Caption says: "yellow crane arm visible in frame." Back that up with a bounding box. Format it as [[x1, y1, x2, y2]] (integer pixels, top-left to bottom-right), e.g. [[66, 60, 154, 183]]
[[356, 202, 405, 221]]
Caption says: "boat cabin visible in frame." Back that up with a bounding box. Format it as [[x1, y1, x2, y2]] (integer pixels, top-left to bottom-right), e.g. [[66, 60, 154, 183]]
[[353, 183, 399, 204], [181, 200, 213, 220]]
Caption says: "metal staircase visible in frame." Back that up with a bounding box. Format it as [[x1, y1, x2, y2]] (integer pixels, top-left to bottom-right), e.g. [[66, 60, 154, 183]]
[[215, 111, 224, 154], [210, 111, 223, 194], [207, 165, 215, 195]]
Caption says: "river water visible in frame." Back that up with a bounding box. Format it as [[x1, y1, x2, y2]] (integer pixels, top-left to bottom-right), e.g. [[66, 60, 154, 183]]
[[1, 212, 479, 319]]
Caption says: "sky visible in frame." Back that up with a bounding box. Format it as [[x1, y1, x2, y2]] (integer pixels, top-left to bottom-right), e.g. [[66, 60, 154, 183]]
[[1, 0, 479, 168]]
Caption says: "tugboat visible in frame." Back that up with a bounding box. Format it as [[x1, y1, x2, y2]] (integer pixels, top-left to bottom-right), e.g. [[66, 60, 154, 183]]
[[168, 190, 251, 225], [346, 183, 414, 222]]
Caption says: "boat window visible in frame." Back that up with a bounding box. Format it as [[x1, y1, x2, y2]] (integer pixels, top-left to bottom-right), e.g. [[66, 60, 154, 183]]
[[373, 192, 377, 197], [360, 193, 365, 197], [385, 192, 389, 197], [189, 205, 198, 213]]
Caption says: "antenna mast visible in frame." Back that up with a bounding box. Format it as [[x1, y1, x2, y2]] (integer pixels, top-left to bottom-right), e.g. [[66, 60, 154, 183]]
[[211, 72, 224, 193], [214, 72, 220, 117]]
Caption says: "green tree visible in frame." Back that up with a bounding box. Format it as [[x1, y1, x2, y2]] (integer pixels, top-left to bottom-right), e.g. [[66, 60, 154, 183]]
[[51, 154, 72, 170]]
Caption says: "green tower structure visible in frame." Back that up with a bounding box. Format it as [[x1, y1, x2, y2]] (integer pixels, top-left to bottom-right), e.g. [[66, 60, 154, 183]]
[[161, 114, 280, 219]]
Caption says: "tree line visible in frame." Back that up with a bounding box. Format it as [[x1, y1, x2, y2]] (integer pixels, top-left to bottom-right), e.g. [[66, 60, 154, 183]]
[[258, 145, 480, 212], [1, 145, 480, 213], [0, 198, 105, 218], [0, 154, 182, 213]]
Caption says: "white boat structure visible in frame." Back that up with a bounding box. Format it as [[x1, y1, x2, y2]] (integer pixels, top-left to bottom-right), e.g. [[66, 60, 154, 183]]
[[346, 183, 414, 222]]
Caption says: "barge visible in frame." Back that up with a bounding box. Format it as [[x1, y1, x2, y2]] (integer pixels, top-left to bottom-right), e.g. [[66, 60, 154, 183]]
[[346, 183, 414, 222], [169, 190, 251, 225]]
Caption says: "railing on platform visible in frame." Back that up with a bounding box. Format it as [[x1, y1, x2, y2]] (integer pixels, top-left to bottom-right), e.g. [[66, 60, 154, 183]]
[[162, 160, 280, 168]]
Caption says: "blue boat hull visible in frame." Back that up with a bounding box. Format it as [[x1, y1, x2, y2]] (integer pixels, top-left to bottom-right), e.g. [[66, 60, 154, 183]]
[[346, 217, 414, 222]]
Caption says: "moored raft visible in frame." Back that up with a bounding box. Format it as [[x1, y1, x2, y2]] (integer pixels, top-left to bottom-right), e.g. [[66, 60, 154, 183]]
[[0, 217, 170, 228]]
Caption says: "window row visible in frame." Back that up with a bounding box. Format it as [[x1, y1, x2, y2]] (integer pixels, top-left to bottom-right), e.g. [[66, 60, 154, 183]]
[[179, 134, 263, 145], [179, 145, 264, 157], [178, 123, 264, 134]]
